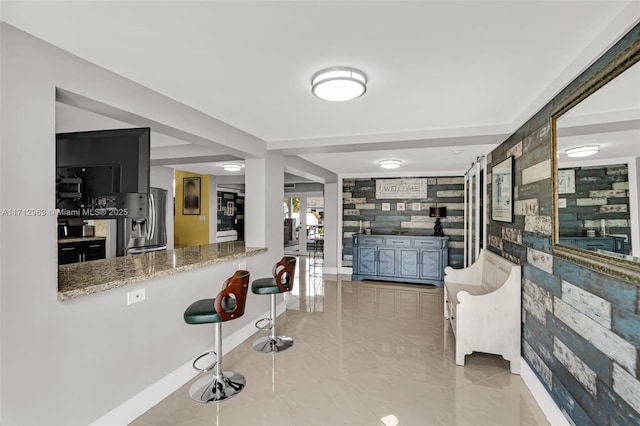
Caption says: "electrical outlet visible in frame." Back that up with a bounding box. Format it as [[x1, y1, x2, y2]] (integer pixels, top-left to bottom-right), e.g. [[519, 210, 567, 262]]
[[127, 288, 146, 305], [238, 262, 247, 270]]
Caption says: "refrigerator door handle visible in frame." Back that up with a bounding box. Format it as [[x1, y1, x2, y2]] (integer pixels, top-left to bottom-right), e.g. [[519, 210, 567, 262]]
[[151, 193, 157, 240], [147, 194, 155, 240]]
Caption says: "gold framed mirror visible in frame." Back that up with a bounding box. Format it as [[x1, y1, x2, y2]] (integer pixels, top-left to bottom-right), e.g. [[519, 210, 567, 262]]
[[551, 34, 640, 284]]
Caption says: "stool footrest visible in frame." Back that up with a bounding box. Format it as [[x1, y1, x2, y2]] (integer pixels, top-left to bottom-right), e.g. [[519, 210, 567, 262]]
[[255, 317, 273, 331], [192, 351, 217, 373]]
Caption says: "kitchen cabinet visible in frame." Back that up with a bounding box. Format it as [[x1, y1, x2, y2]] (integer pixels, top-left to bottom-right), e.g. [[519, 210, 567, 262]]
[[352, 235, 449, 287], [58, 239, 106, 265]]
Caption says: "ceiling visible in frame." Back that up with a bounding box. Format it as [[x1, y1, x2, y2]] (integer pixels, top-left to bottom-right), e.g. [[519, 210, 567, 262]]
[[5, 1, 639, 177]]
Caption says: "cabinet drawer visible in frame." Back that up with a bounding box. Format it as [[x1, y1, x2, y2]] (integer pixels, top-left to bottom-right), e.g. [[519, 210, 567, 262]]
[[415, 239, 438, 247], [84, 241, 106, 261], [385, 238, 411, 247], [358, 237, 385, 245]]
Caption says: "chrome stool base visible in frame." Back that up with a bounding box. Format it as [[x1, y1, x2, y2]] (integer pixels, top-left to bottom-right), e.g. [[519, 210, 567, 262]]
[[252, 335, 294, 353], [188, 371, 246, 403]]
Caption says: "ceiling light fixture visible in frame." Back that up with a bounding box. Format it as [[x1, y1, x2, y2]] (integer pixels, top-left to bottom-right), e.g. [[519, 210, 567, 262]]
[[379, 159, 402, 169], [311, 67, 367, 102], [222, 164, 243, 172], [565, 145, 600, 158]]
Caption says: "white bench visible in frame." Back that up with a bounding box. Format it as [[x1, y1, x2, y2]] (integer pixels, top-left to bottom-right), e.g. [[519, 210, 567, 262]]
[[444, 249, 522, 374]]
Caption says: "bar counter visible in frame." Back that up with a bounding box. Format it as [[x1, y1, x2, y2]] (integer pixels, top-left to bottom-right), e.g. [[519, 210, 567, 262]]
[[57, 241, 267, 301]]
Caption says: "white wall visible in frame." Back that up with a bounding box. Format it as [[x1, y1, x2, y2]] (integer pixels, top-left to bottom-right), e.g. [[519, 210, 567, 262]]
[[245, 158, 267, 248], [0, 24, 276, 425], [323, 183, 339, 273], [150, 166, 175, 250]]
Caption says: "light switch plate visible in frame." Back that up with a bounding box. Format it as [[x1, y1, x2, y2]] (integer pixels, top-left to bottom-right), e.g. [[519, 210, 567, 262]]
[[199, 215, 206, 221], [238, 262, 247, 270]]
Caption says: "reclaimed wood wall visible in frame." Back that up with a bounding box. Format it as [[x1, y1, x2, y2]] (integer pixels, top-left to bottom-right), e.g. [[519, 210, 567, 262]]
[[558, 164, 632, 252], [342, 177, 464, 268], [487, 24, 640, 424]]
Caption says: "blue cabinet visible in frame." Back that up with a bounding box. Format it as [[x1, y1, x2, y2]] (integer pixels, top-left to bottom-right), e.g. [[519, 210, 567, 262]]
[[559, 236, 626, 254], [352, 235, 449, 287]]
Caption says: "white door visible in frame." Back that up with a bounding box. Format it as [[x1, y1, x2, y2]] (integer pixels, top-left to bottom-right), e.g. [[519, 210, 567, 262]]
[[464, 157, 487, 266]]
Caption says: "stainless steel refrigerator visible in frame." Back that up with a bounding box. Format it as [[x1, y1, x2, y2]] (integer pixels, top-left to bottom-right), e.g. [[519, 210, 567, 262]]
[[117, 187, 167, 256]]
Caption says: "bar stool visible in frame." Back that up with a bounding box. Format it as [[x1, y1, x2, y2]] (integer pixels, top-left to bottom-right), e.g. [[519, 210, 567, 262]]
[[252, 256, 296, 353], [183, 270, 250, 403]]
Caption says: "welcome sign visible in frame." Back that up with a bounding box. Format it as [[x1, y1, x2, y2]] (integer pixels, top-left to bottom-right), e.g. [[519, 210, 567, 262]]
[[375, 178, 428, 199]]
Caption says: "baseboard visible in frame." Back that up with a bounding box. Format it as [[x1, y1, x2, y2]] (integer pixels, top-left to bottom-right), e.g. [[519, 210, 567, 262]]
[[90, 301, 287, 426], [322, 266, 338, 275], [338, 266, 353, 275], [520, 357, 569, 426]]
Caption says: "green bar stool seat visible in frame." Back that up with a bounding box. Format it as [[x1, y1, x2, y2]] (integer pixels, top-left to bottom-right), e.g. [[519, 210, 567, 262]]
[[184, 270, 250, 403], [252, 256, 296, 353]]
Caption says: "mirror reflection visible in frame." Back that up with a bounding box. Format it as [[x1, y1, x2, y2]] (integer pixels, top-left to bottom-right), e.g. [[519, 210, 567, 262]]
[[556, 61, 640, 262]]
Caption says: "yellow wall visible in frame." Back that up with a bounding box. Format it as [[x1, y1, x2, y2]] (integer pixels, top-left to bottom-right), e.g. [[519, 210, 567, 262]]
[[174, 169, 209, 247]]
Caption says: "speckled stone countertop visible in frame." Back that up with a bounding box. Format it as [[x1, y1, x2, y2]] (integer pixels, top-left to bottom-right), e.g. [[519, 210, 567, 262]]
[[57, 241, 267, 301], [58, 236, 106, 243]]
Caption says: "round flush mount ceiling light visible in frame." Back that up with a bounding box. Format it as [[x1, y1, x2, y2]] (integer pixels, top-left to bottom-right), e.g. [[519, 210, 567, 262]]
[[222, 164, 243, 172], [565, 145, 600, 158], [311, 67, 367, 102], [379, 159, 402, 169]]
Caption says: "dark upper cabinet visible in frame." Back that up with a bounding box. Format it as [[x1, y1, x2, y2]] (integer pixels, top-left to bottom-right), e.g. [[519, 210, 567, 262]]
[[56, 127, 150, 219]]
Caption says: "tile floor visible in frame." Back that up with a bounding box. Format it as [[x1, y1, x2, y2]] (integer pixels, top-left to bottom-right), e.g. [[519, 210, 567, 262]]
[[132, 258, 549, 426]]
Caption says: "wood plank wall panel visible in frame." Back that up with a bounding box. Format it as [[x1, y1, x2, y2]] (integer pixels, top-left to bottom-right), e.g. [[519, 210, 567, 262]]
[[486, 24, 640, 425], [489, 97, 639, 426], [342, 177, 464, 268]]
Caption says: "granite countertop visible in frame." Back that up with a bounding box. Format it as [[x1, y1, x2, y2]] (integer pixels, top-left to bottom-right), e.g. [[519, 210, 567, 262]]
[[57, 241, 267, 301], [58, 236, 107, 243]]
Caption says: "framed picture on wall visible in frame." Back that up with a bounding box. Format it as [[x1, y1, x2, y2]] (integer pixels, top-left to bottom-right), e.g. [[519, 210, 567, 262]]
[[183, 177, 201, 215], [558, 169, 576, 194], [492, 157, 513, 223]]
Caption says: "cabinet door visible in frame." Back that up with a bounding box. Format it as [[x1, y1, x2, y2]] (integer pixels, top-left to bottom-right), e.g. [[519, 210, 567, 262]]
[[399, 249, 419, 277], [357, 247, 378, 275], [58, 244, 80, 265], [420, 250, 442, 280], [378, 248, 396, 276], [84, 241, 106, 261]]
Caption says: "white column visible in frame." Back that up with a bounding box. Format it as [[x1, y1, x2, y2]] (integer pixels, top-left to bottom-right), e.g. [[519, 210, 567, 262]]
[[264, 152, 285, 254], [208, 175, 217, 244], [323, 182, 339, 273], [245, 158, 266, 248], [299, 195, 308, 255]]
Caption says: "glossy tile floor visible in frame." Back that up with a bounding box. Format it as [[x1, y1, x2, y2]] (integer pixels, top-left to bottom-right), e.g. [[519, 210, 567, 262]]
[[132, 257, 549, 425]]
